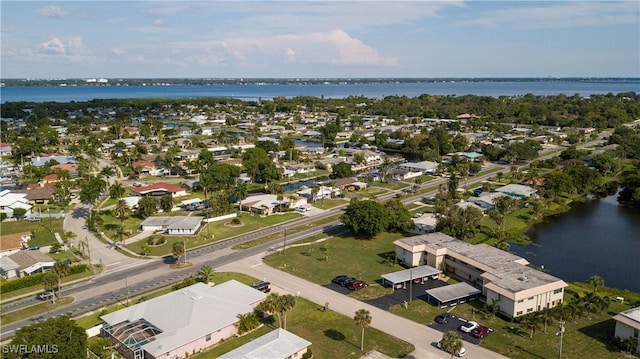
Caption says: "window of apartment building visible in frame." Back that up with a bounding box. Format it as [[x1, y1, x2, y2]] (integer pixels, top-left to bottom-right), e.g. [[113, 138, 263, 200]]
[[206, 334, 211, 342], [517, 311, 523, 316], [553, 288, 563, 294], [517, 299, 524, 303], [528, 296, 534, 301], [527, 308, 534, 313]]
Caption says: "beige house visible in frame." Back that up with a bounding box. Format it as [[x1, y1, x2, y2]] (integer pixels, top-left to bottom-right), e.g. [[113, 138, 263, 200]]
[[218, 328, 311, 359], [613, 306, 640, 354], [394, 232, 567, 318]]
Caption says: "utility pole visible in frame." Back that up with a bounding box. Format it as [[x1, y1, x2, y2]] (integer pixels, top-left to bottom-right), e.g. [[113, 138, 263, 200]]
[[183, 240, 187, 265], [125, 276, 130, 306], [282, 228, 287, 254], [557, 320, 565, 359]]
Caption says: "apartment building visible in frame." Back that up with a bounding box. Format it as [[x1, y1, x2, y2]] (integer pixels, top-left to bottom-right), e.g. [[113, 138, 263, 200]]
[[394, 232, 567, 318]]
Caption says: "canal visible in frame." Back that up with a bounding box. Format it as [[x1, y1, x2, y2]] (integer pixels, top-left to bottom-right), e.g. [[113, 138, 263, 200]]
[[511, 192, 640, 292]]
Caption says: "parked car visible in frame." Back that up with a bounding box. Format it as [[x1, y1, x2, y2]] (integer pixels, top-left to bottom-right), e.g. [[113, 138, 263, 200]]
[[296, 205, 310, 212], [347, 280, 367, 290], [437, 341, 467, 357], [332, 275, 349, 284], [435, 312, 454, 324], [251, 281, 271, 293], [25, 245, 40, 251], [472, 325, 490, 339], [459, 320, 479, 333], [337, 276, 357, 287], [413, 213, 423, 218], [38, 292, 54, 301], [27, 215, 42, 222]]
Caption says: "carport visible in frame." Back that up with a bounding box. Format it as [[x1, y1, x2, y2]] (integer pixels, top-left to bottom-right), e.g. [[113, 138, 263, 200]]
[[381, 265, 441, 291], [425, 282, 481, 308]]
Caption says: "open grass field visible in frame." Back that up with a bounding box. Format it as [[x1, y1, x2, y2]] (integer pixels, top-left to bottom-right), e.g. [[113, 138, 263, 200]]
[[264, 231, 406, 291], [1, 297, 74, 324], [311, 198, 348, 210], [194, 296, 414, 359], [125, 212, 302, 256]]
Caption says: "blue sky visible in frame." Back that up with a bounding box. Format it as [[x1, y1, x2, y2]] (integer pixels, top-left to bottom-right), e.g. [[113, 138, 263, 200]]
[[1, 1, 639, 78]]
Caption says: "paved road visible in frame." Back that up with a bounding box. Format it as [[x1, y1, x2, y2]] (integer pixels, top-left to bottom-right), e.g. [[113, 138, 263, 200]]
[[220, 251, 509, 359]]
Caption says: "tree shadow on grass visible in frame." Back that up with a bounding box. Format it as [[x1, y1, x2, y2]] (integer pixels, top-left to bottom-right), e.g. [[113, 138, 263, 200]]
[[324, 329, 345, 341], [514, 345, 545, 359], [578, 318, 621, 352]]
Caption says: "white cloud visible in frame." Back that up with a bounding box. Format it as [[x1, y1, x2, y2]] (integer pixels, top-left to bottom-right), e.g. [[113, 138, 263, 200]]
[[459, 2, 639, 29], [35, 6, 68, 19], [152, 19, 163, 27], [33, 36, 95, 63], [169, 29, 397, 67], [112, 48, 125, 55]]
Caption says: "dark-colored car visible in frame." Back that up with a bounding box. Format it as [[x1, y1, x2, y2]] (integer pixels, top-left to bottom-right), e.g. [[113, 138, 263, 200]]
[[332, 275, 349, 284], [472, 325, 490, 339], [347, 280, 367, 290], [251, 281, 271, 293], [337, 277, 357, 287], [435, 312, 454, 324], [25, 245, 40, 251]]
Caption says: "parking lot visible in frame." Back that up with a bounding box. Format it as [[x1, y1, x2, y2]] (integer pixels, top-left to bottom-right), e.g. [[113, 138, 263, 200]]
[[427, 313, 492, 345], [325, 277, 450, 310]]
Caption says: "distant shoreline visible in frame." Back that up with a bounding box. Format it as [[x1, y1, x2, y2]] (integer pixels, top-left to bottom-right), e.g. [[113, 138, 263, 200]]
[[2, 77, 639, 87]]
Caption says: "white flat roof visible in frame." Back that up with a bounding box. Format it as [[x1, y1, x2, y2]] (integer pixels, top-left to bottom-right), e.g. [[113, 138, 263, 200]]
[[425, 282, 481, 303], [218, 328, 311, 359], [381, 265, 441, 285]]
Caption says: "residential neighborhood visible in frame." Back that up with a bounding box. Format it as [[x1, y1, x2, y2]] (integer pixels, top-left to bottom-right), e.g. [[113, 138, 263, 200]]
[[0, 92, 639, 359]]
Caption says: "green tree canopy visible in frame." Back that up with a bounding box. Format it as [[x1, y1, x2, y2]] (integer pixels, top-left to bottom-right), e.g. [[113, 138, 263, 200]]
[[383, 198, 413, 232], [7, 315, 87, 359], [341, 199, 389, 237], [332, 162, 353, 179]]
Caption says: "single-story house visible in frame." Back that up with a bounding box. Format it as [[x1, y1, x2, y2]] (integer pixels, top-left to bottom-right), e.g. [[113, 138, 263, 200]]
[[218, 328, 312, 359], [296, 186, 341, 201], [613, 306, 640, 354], [49, 163, 79, 176], [101, 281, 267, 359], [466, 192, 510, 211], [394, 232, 567, 318], [332, 177, 368, 191], [397, 161, 439, 175], [495, 184, 537, 199], [25, 187, 56, 205], [0, 231, 32, 257], [391, 168, 422, 181], [0, 256, 20, 279], [131, 183, 187, 198], [0, 142, 12, 157], [242, 194, 307, 216], [408, 213, 437, 234], [140, 216, 203, 235], [5, 250, 54, 277], [283, 163, 316, 175], [0, 189, 32, 218]]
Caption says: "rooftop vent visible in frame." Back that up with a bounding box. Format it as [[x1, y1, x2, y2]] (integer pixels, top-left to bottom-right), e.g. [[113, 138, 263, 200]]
[[518, 272, 528, 281]]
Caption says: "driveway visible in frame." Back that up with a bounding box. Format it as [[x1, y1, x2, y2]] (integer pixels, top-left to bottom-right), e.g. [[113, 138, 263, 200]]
[[219, 251, 508, 359], [64, 201, 141, 273]]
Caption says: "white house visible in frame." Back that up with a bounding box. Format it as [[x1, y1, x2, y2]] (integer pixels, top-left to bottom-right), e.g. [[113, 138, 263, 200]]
[[397, 161, 439, 175], [140, 216, 203, 235], [613, 306, 640, 354], [0, 190, 32, 218], [218, 329, 311, 359], [101, 281, 266, 359], [495, 184, 538, 199]]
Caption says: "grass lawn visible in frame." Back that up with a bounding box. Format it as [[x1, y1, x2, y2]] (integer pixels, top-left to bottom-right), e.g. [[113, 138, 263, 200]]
[[389, 283, 640, 359], [371, 181, 411, 191], [125, 212, 302, 256], [311, 198, 348, 210], [1, 266, 98, 301], [0, 219, 63, 247], [194, 297, 414, 358], [1, 297, 74, 324], [264, 231, 406, 292], [232, 213, 344, 250]]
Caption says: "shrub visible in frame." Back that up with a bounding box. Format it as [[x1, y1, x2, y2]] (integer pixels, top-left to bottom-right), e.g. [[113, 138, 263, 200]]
[[302, 348, 313, 359], [231, 217, 242, 225], [0, 213, 7, 221]]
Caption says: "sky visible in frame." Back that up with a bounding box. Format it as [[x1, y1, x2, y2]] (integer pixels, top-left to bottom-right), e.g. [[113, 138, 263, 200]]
[[1, 1, 639, 79]]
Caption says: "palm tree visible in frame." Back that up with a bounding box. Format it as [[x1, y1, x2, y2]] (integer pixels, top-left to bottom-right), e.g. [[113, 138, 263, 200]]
[[114, 199, 132, 245], [141, 244, 151, 256], [276, 193, 284, 212], [310, 185, 319, 203], [236, 312, 261, 334], [258, 293, 282, 327], [63, 231, 77, 246], [518, 312, 542, 338], [197, 265, 215, 284], [279, 294, 296, 330], [232, 182, 248, 213], [621, 336, 639, 354], [588, 275, 605, 294], [77, 238, 88, 257], [109, 181, 126, 199], [41, 273, 59, 304], [172, 241, 186, 265], [52, 261, 70, 299], [440, 331, 463, 359], [353, 309, 372, 351]]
